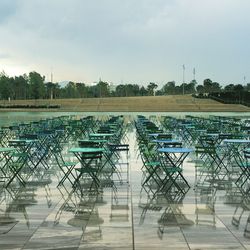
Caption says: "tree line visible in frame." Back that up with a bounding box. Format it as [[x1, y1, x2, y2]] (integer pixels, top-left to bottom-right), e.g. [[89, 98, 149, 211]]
[[0, 71, 249, 100]]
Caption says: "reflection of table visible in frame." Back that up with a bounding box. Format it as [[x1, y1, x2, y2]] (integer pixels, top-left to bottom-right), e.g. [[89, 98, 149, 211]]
[[69, 147, 104, 190]]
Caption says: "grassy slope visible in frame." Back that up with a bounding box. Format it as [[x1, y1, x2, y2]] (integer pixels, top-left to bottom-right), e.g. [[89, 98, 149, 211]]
[[0, 95, 249, 112]]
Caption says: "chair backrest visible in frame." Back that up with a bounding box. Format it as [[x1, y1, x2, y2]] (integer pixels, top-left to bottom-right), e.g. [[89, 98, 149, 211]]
[[156, 134, 172, 140], [78, 140, 99, 148], [244, 150, 250, 160]]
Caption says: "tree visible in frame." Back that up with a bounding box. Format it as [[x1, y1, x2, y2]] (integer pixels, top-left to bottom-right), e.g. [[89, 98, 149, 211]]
[[29, 71, 45, 99], [182, 80, 196, 94], [162, 81, 175, 95], [245, 83, 250, 91], [203, 79, 221, 93], [45, 82, 54, 99], [76, 82, 87, 98], [211, 82, 221, 92], [96, 81, 109, 97], [126, 84, 140, 96], [139, 86, 148, 96], [203, 79, 213, 93], [0, 72, 13, 100], [13, 75, 28, 99], [224, 84, 234, 92], [115, 84, 126, 97], [233, 84, 244, 92], [196, 85, 205, 94], [64, 81, 77, 98], [147, 82, 158, 96]]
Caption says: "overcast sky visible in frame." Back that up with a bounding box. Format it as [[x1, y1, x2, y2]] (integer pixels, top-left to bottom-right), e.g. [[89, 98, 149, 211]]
[[0, 0, 250, 86]]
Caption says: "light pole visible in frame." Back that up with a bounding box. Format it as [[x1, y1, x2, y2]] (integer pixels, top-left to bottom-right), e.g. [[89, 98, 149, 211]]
[[182, 64, 185, 95], [50, 68, 53, 100]]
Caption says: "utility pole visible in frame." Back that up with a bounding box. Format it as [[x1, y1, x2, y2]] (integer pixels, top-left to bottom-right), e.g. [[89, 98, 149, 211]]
[[182, 64, 185, 95], [193, 68, 196, 80], [99, 77, 102, 98], [50, 68, 53, 100]]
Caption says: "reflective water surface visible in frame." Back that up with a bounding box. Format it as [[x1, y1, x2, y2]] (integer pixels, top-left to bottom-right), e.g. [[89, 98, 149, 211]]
[[0, 112, 250, 250]]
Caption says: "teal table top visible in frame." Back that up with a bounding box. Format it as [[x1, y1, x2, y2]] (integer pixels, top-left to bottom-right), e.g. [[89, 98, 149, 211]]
[[69, 147, 104, 153], [158, 147, 194, 153], [223, 139, 250, 144], [89, 133, 114, 137], [78, 139, 107, 143], [153, 139, 179, 143], [9, 139, 36, 143], [0, 147, 16, 153]]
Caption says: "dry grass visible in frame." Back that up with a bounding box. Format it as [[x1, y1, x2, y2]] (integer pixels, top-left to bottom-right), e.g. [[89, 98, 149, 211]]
[[0, 95, 249, 112]]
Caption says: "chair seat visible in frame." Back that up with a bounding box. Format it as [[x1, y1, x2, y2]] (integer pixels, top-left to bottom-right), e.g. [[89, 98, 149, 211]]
[[164, 167, 182, 173], [9, 162, 24, 168], [11, 152, 28, 157], [145, 161, 161, 167], [239, 163, 250, 168], [74, 166, 99, 173], [63, 161, 78, 167]]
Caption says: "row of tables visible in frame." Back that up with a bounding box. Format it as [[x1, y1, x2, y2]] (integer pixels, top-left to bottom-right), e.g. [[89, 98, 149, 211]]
[[136, 115, 250, 199], [0, 116, 98, 188], [161, 115, 250, 193]]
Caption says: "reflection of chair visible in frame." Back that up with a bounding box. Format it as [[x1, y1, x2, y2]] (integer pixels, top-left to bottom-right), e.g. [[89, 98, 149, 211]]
[[157, 195, 193, 240], [0, 186, 37, 233], [231, 196, 250, 238], [232, 205, 247, 228], [0, 213, 18, 235], [139, 194, 163, 226], [244, 214, 250, 238], [110, 183, 129, 222], [195, 187, 216, 228], [55, 185, 104, 240], [0, 190, 18, 235]]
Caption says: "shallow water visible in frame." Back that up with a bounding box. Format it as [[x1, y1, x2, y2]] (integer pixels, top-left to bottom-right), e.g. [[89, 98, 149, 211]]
[[0, 111, 249, 127], [0, 112, 250, 249]]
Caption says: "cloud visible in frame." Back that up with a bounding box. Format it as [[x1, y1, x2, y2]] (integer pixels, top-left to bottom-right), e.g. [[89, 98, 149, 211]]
[[0, 0, 250, 84], [0, 0, 20, 24], [0, 53, 10, 59]]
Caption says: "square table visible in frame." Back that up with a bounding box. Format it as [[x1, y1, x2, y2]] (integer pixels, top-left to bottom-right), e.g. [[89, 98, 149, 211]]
[[157, 147, 194, 193], [69, 147, 104, 190]]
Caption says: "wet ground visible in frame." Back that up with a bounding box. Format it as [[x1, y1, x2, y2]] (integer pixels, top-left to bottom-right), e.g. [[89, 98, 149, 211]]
[[1, 128, 250, 250]]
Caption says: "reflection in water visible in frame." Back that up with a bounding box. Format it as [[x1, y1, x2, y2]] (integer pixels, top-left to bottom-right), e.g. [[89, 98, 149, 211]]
[[195, 186, 216, 228], [231, 193, 250, 238], [0, 186, 37, 232], [194, 143, 250, 237], [110, 182, 130, 223], [0, 113, 250, 249], [139, 177, 193, 239], [56, 184, 105, 241]]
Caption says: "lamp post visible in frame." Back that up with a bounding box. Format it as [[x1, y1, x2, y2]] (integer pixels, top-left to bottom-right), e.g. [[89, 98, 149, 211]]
[[182, 64, 185, 95], [50, 69, 53, 100]]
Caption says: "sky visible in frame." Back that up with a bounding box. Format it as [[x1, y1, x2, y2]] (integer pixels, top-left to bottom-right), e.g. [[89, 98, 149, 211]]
[[0, 0, 250, 87]]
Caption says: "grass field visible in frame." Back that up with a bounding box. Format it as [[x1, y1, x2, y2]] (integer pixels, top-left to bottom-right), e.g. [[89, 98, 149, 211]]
[[0, 95, 249, 112]]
